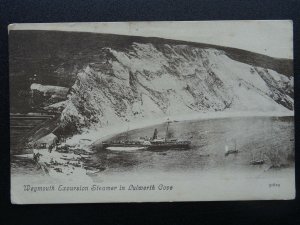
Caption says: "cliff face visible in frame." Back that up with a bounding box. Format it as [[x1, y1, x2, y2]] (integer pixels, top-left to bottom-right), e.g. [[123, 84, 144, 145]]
[[9, 30, 294, 131], [58, 42, 293, 130]]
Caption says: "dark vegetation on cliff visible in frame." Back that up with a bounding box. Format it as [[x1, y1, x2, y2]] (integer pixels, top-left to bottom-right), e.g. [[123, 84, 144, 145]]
[[9, 30, 293, 113]]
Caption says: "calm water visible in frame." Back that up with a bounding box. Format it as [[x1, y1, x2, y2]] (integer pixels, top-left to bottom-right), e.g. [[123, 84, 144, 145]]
[[11, 116, 294, 178], [87, 116, 294, 175]]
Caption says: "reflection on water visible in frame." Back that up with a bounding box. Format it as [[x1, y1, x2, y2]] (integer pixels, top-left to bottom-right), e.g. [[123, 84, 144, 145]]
[[12, 116, 294, 178], [87, 116, 294, 175]]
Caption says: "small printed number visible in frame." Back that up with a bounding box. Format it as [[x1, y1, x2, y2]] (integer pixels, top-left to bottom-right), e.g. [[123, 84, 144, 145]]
[[269, 183, 280, 188]]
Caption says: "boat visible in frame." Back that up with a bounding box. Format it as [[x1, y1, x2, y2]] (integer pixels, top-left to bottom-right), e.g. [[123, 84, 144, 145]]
[[101, 140, 151, 150], [101, 123, 151, 150], [250, 159, 265, 165], [224, 140, 239, 156], [249, 148, 265, 165], [148, 121, 191, 150], [102, 119, 191, 150], [148, 138, 191, 150]]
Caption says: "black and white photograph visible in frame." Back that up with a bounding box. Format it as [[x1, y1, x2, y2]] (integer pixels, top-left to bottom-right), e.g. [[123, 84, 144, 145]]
[[9, 21, 295, 203]]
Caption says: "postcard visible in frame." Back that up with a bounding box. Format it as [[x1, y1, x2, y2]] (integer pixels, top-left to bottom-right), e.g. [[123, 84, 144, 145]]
[[9, 21, 295, 204]]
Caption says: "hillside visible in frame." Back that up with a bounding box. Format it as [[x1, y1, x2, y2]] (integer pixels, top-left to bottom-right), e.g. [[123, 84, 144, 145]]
[[9, 30, 294, 133]]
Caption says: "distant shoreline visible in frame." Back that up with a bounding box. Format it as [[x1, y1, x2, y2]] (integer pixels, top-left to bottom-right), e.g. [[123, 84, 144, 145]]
[[80, 111, 294, 148]]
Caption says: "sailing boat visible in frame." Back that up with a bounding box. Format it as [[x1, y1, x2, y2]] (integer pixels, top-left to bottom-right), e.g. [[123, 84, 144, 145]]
[[224, 139, 239, 156], [250, 145, 265, 165]]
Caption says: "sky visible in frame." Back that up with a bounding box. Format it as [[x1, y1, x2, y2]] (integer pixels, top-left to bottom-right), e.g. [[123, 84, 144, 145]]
[[9, 20, 293, 59]]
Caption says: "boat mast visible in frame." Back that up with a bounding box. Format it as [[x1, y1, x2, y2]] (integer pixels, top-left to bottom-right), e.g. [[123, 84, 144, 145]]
[[165, 119, 171, 141], [126, 123, 129, 141], [152, 128, 158, 140], [165, 101, 171, 141]]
